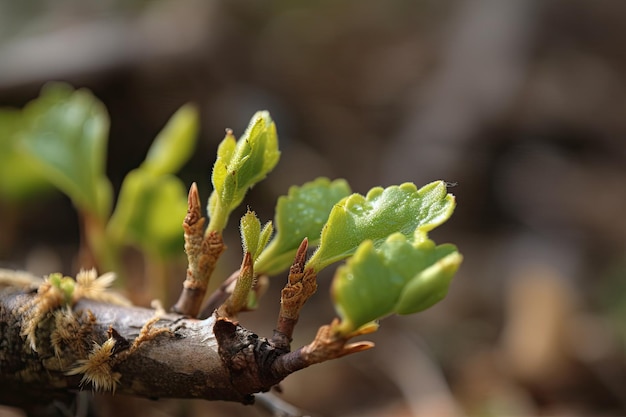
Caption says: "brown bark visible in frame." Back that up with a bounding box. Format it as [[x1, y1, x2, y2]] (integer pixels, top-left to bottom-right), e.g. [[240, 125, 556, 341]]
[[0, 260, 374, 411], [0, 288, 287, 408]]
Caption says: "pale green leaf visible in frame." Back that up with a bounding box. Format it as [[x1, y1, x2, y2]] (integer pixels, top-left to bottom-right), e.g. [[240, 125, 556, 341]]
[[240, 210, 262, 257], [0, 109, 53, 200], [307, 181, 455, 272], [257, 221, 273, 260], [107, 170, 187, 257], [208, 111, 280, 232], [255, 177, 351, 276], [142, 104, 199, 176]]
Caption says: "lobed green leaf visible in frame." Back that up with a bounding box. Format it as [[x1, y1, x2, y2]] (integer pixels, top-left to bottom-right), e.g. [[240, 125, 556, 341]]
[[307, 181, 455, 272], [331, 233, 462, 335], [255, 177, 351, 276]]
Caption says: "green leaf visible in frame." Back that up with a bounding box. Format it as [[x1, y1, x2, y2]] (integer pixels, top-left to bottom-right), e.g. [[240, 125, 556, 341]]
[[307, 181, 455, 272], [255, 177, 351, 276], [18, 83, 112, 218], [240, 210, 273, 261], [258, 221, 273, 260], [0, 108, 53, 201], [208, 111, 280, 232], [240, 210, 262, 257], [395, 248, 462, 315], [107, 170, 187, 257], [141, 104, 199, 176], [331, 233, 462, 335]]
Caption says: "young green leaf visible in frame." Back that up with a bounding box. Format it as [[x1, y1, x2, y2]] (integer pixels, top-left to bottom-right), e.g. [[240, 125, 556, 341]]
[[18, 83, 112, 219], [240, 210, 273, 260], [394, 248, 462, 315], [307, 181, 455, 272], [106, 170, 187, 257], [240, 210, 261, 257], [331, 233, 462, 335], [0, 109, 55, 201], [255, 177, 351, 276], [257, 221, 273, 260], [207, 111, 280, 232], [141, 104, 199, 176]]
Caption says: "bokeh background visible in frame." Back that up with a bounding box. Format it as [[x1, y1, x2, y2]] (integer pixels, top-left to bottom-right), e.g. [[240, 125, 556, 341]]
[[1, 0, 625, 416]]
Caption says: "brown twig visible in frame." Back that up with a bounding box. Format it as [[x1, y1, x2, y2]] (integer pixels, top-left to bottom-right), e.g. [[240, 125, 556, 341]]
[[271, 239, 316, 350], [270, 319, 375, 378], [172, 183, 225, 317]]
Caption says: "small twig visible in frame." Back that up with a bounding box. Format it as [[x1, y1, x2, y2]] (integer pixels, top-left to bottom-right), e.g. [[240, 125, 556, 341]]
[[271, 239, 315, 350], [172, 183, 226, 317], [271, 319, 375, 378]]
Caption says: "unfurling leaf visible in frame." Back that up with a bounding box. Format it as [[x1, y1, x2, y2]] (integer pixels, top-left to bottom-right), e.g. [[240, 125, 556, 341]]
[[255, 177, 351, 276], [307, 181, 455, 272], [331, 233, 462, 335], [208, 111, 280, 232], [240, 210, 273, 261]]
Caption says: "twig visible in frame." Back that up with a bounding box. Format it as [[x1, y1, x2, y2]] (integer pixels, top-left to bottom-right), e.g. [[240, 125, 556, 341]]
[[172, 183, 225, 317], [271, 319, 374, 378], [271, 239, 314, 350]]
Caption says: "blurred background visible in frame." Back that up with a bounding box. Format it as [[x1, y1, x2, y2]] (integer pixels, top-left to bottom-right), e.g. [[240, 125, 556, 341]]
[[1, 0, 625, 416]]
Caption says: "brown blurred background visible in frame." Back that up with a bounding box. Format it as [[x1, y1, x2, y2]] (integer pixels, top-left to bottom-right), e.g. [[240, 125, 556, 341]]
[[1, 0, 625, 416]]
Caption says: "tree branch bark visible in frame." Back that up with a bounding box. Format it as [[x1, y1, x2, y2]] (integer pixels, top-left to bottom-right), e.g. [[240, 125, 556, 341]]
[[0, 288, 287, 407], [0, 265, 374, 411]]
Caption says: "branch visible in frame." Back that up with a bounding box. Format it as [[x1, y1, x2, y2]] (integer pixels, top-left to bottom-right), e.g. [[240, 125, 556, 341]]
[[0, 264, 374, 410], [0, 288, 283, 407]]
